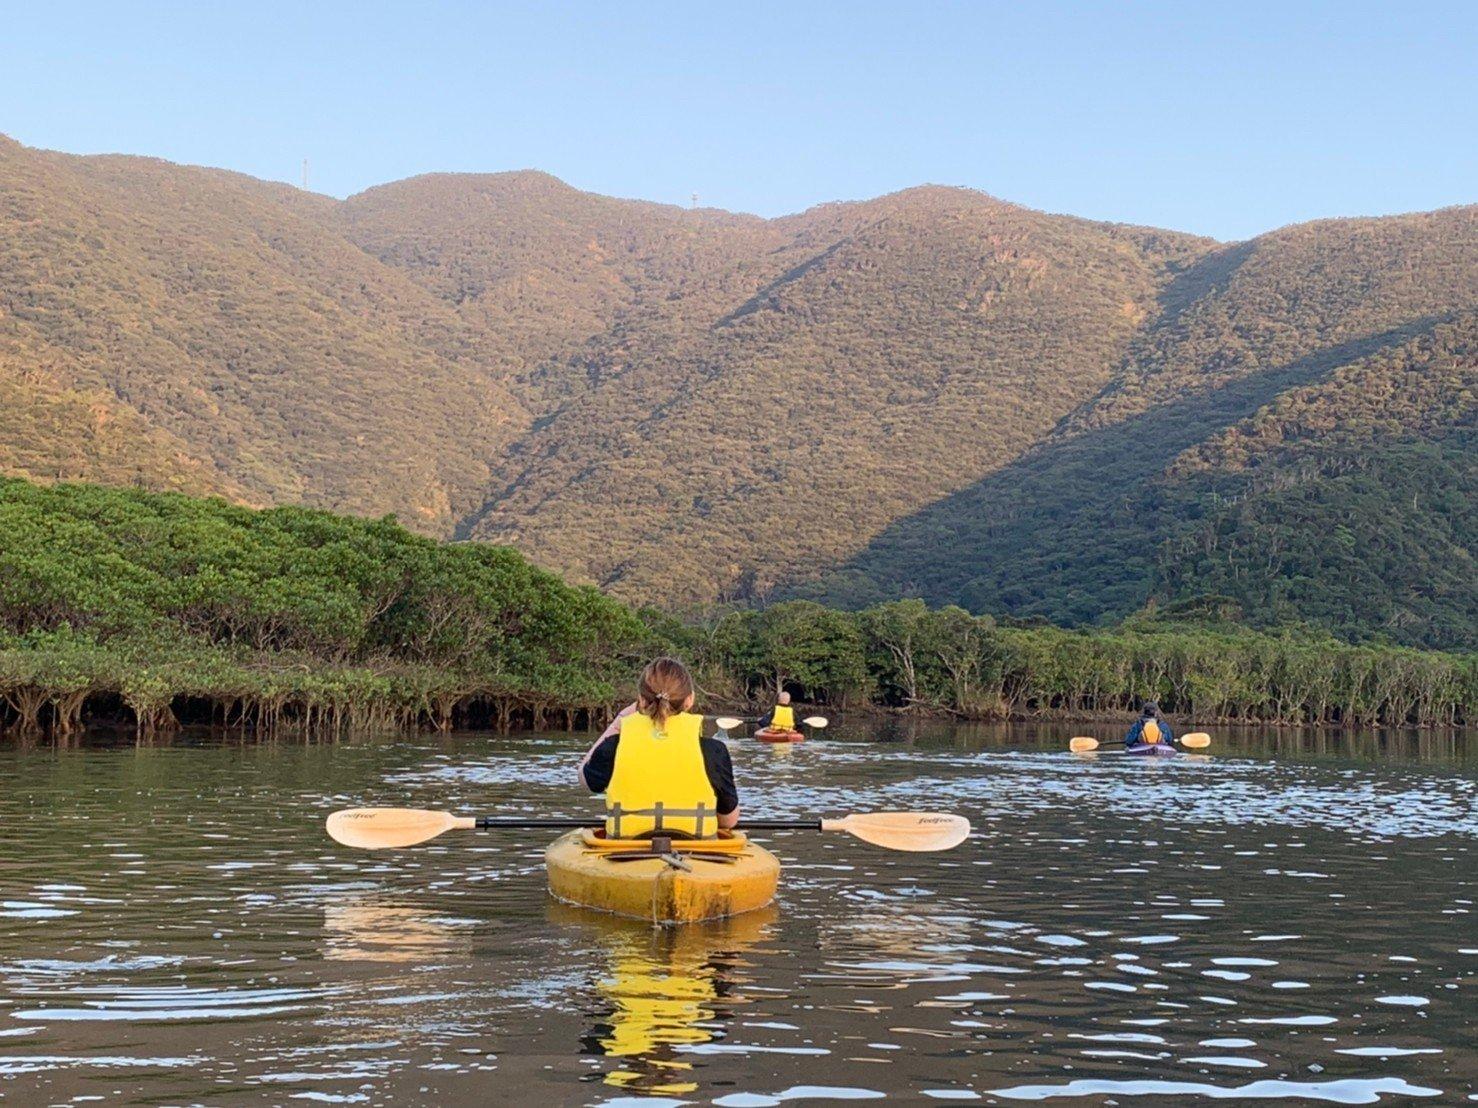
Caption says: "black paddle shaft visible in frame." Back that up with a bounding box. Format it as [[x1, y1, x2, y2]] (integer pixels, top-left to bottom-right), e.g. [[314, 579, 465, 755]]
[[473, 816, 823, 830]]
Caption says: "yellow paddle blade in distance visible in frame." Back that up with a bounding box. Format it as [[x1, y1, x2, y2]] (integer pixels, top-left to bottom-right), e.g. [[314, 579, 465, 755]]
[[1179, 732, 1212, 748], [713, 717, 745, 731], [824, 812, 971, 852], [802, 716, 829, 728], [326, 807, 472, 849], [1068, 736, 1100, 752]]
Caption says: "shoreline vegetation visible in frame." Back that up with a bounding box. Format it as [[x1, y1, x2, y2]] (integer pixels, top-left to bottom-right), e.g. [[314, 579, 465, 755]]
[[2, 478, 1474, 737]]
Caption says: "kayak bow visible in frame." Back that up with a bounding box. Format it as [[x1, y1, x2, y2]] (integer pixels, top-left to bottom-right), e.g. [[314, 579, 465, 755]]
[[545, 829, 780, 925]]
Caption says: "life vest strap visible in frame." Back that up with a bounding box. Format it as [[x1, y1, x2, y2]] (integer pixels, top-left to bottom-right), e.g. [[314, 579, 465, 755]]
[[607, 800, 712, 840]]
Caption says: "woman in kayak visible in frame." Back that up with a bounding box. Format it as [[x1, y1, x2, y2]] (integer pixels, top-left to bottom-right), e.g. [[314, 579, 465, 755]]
[[761, 691, 797, 733], [1124, 701, 1174, 749], [578, 657, 740, 837]]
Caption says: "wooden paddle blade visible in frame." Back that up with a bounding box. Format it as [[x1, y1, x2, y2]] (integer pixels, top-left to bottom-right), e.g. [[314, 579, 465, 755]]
[[803, 716, 829, 728], [1179, 732, 1212, 748], [1068, 736, 1100, 752], [827, 812, 971, 852], [326, 807, 470, 849], [713, 717, 745, 731]]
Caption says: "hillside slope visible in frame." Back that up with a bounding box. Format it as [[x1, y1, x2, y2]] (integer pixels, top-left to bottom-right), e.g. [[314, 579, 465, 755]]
[[1, 134, 1472, 646], [459, 187, 1207, 606], [803, 211, 1478, 647], [0, 136, 525, 532], [336, 170, 787, 397]]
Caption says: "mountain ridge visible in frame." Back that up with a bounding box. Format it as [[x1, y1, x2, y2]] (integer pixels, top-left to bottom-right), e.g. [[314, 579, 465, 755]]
[[1, 135, 1472, 647]]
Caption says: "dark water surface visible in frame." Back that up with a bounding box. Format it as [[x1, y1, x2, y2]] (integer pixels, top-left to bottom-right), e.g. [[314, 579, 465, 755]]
[[1, 722, 1473, 1106]]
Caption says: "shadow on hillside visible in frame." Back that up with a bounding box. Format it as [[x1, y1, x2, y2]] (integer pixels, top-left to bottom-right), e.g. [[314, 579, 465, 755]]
[[796, 316, 1447, 623], [1153, 239, 1259, 319], [715, 240, 849, 329]]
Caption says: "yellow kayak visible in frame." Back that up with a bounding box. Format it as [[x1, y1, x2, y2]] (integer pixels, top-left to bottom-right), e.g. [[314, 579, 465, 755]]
[[545, 829, 780, 925]]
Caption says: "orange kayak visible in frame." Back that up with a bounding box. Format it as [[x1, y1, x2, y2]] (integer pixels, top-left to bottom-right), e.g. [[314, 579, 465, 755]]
[[754, 727, 804, 743]]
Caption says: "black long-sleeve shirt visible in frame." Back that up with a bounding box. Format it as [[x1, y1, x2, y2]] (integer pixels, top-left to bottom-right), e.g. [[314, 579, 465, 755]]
[[580, 734, 739, 815]]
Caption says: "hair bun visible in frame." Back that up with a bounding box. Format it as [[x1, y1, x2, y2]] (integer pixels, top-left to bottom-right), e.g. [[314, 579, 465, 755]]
[[637, 656, 694, 723]]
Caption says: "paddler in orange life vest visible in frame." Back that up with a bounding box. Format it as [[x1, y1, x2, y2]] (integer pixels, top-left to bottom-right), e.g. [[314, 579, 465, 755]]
[[1124, 701, 1174, 750], [578, 657, 740, 838], [763, 691, 796, 733]]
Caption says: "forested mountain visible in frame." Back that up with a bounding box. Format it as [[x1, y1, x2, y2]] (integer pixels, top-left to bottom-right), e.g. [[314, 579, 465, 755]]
[[1, 136, 1473, 647], [454, 187, 1207, 606], [0, 135, 525, 532], [806, 212, 1478, 647]]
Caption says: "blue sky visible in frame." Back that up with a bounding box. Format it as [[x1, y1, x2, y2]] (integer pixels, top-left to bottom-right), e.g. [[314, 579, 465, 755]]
[[3, 1, 1474, 240]]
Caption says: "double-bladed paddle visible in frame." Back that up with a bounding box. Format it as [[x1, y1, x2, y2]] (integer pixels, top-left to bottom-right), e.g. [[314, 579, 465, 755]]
[[713, 715, 829, 731], [1069, 731, 1212, 753], [325, 807, 970, 852]]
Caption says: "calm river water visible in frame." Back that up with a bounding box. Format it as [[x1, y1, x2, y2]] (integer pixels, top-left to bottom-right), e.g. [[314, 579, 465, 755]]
[[1, 721, 1473, 1105]]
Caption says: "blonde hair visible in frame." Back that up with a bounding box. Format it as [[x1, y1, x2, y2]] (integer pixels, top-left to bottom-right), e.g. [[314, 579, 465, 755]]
[[637, 657, 694, 729]]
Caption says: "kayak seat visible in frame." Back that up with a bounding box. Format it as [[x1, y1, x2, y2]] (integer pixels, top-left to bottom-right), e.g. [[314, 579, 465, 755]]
[[580, 827, 749, 854]]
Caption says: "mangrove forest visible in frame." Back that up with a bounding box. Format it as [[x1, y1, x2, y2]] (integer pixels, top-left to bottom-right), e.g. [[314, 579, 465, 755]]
[[1, 478, 1474, 736]]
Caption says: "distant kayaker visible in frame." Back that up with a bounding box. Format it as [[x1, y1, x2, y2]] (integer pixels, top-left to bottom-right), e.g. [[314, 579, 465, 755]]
[[578, 657, 740, 836], [1124, 702, 1174, 749], [762, 691, 797, 733]]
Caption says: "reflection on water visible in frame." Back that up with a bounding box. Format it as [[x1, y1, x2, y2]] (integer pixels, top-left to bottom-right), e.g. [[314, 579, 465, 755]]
[[323, 901, 477, 963], [0, 724, 1473, 1104], [560, 903, 778, 1095]]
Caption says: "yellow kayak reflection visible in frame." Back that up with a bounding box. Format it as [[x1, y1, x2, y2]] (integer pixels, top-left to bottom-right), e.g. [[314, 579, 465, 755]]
[[551, 901, 777, 1095]]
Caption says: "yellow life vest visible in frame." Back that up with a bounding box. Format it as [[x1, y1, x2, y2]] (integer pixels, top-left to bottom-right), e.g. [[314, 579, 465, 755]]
[[769, 704, 795, 731], [606, 711, 718, 839], [1142, 718, 1163, 744]]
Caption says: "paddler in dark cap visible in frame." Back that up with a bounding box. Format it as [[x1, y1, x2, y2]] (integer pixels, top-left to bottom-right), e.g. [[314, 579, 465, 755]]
[[1123, 701, 1174, 749]]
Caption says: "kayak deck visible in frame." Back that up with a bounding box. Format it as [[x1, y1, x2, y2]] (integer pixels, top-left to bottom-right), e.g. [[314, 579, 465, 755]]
[[545, 829, 781, 925]]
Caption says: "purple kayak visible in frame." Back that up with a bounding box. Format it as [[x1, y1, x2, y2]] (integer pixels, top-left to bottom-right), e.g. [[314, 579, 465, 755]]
[[1124, 743, 1178, 757]]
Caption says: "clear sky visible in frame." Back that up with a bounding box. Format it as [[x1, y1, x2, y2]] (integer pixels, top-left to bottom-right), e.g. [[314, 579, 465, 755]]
[[3, 1, 1474, 241]]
